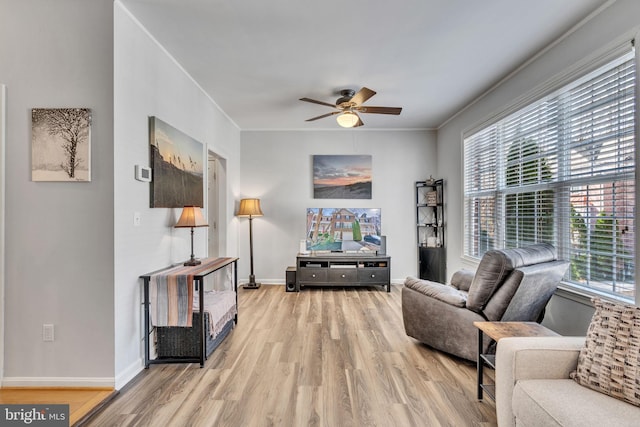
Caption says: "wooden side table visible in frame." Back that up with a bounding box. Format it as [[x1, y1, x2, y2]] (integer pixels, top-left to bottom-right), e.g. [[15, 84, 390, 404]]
[[473, 321, 559, 401]]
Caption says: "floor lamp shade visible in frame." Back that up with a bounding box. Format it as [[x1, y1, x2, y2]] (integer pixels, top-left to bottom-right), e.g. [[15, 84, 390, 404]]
[[237, 198, 263, 218], [237, 198, 263, 289], [175, 206, 209, 266]]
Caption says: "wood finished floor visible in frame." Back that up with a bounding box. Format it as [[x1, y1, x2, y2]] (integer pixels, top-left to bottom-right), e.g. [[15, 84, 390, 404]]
[[86, 285, 497, 426], [0, 387, 115, 426]]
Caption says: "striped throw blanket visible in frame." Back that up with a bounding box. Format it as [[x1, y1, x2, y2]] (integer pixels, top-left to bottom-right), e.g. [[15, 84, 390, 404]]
[[149, 257, 235, 327]]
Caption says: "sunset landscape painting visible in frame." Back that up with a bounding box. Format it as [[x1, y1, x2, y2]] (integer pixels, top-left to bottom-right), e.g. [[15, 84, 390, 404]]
[[313, 155, 372, 199], [149, 116, 204, 208]]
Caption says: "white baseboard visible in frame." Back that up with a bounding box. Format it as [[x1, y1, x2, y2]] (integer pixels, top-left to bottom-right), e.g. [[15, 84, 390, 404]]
[[2, 376, 115, 388], [115, 357, 144, 390], [242, 280, 404, 286]]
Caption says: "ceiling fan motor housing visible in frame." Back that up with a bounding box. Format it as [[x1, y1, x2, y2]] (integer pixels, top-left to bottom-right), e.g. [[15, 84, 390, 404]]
[[336, 89, 356, 106]]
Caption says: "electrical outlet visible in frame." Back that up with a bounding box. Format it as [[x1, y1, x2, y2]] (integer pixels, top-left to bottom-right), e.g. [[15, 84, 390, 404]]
[[43, 324, 54, 342]]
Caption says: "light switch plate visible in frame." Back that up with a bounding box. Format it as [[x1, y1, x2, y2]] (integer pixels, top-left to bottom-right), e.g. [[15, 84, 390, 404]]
[[43, 324, 54, 342]]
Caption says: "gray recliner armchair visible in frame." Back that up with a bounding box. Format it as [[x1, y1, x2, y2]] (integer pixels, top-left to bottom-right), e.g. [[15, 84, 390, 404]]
[[402, 243, 569, 361]]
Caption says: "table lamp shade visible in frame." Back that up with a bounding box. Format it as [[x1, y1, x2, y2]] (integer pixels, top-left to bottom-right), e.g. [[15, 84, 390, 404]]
[[237, 198, 263, 217], [174, 206, 208, 266], [175, 206, 209, 228]]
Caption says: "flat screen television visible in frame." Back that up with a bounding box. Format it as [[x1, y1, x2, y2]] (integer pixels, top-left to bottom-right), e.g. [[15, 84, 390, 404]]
[[305, 208, 381, 252]]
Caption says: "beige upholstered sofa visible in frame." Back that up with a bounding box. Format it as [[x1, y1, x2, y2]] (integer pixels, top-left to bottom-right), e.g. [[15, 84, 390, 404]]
[[496, 336, 640, 426], [402, 243, 569, 361], [497, 296, 640, 427]]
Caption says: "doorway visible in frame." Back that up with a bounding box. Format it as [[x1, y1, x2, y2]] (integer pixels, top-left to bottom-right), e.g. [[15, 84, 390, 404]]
[[207, 150, 227, 258]]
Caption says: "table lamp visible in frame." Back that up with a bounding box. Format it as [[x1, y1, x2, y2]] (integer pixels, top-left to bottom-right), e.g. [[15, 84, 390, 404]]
[[175, 205, 209, 266]]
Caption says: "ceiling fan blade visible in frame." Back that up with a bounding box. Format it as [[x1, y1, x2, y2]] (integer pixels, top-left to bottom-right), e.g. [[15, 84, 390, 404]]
[[353, 114, 364, 127], [357, 106, 402, 115], [305, 111, 340, 121], [299, 97, 337, 108], [350, 87, 376, 106]]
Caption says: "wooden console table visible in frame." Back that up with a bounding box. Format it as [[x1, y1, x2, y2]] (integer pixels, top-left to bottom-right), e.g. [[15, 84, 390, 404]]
[[296, 254, 391, 292], [474, 321, 559, 401], [140, 257, 238, 368]]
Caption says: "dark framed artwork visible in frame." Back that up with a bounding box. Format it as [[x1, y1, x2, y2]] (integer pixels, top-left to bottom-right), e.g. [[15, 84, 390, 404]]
[[313, 154, 372, 199], [31, 108, 91, 182], [149, 117, 204, 208]]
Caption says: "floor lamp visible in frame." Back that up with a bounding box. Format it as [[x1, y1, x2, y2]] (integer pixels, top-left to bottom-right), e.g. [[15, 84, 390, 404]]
[[237, 198, 263, 289]]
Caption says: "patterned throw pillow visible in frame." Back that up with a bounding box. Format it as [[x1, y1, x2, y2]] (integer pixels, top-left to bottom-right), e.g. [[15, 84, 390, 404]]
[[571, 297, 640, 407]]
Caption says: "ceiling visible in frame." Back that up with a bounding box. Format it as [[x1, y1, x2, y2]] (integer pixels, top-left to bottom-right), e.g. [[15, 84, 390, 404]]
[[120, 0, 609, 131]]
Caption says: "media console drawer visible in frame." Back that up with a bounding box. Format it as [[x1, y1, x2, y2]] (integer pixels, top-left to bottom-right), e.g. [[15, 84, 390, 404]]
[[298, 268, 328, 282], [358, 268, 389, 284], [328, 268, 358, 283], [296, 255, 391, 292]]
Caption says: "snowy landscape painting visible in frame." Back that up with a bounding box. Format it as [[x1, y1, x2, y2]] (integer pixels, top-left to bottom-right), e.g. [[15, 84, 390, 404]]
[[31, 108, 91, 182], [313, 154, 372, 199]]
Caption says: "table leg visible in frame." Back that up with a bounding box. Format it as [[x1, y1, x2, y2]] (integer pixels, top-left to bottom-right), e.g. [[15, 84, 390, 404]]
[[198, 277, 205, 368], [234, 260, 238, 323], [144, 278, 150, 369], [477, 328, 483, 400]]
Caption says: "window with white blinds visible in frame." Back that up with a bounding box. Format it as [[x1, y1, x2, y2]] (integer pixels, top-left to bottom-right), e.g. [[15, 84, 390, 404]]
[[463, 48, 636, 300]]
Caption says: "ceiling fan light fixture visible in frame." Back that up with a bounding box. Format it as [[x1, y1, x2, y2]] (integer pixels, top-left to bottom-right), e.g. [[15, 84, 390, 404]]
[[301, 87, 401, 127], [336, 111, 359, 128]]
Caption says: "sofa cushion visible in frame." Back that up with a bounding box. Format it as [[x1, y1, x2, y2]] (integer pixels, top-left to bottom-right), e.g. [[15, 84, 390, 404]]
[[513, 378, 640, 427], [482, 270, 523, 321], [500, 260, 569, 322], [571, 297, 640, 407], [467, 244, 557, 313], [403, 276, 467, 307], [466, 250, 513, 312], [450, 269, 474, 291], [498, 243, 557, 269]]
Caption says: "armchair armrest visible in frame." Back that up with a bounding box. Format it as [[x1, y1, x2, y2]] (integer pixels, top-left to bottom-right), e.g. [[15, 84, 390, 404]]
[[495, 336, 585, 427], [404, 276, 467, 307]]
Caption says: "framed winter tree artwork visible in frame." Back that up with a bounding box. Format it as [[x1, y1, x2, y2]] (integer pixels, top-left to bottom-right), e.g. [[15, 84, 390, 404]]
[[31, 108, 91, 182]]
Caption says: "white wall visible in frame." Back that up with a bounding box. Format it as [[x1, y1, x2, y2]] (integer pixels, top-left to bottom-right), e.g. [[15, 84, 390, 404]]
[[0, 84, 6, 384], [0, 0, 115, 385], [240, 130, 436, 284], [113, 2, 241, 388], [436, 0, 640, 332]]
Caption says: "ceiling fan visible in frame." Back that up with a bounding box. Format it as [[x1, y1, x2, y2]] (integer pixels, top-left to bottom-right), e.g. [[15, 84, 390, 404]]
[[300, 87, 402, 128]]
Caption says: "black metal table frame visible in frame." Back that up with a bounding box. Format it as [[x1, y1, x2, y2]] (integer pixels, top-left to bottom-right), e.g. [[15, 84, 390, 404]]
[[140, 258, 238, 368], [476, 327, 496, 401]]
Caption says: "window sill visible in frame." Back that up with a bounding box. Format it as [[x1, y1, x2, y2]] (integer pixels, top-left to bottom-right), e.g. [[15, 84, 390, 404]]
[[555, 283, 634, 307], [459, 254, 481, 270]]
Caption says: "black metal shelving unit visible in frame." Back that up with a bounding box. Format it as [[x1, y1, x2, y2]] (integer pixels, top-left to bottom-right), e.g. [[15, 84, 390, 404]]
[[416, 179, 446, 282]]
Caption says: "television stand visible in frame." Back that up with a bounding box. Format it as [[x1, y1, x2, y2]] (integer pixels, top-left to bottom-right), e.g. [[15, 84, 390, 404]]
[[296, 253, 391, 292]]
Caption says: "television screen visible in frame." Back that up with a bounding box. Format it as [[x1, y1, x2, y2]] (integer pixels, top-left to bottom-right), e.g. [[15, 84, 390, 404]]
[[305, 208, 381, 252]]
